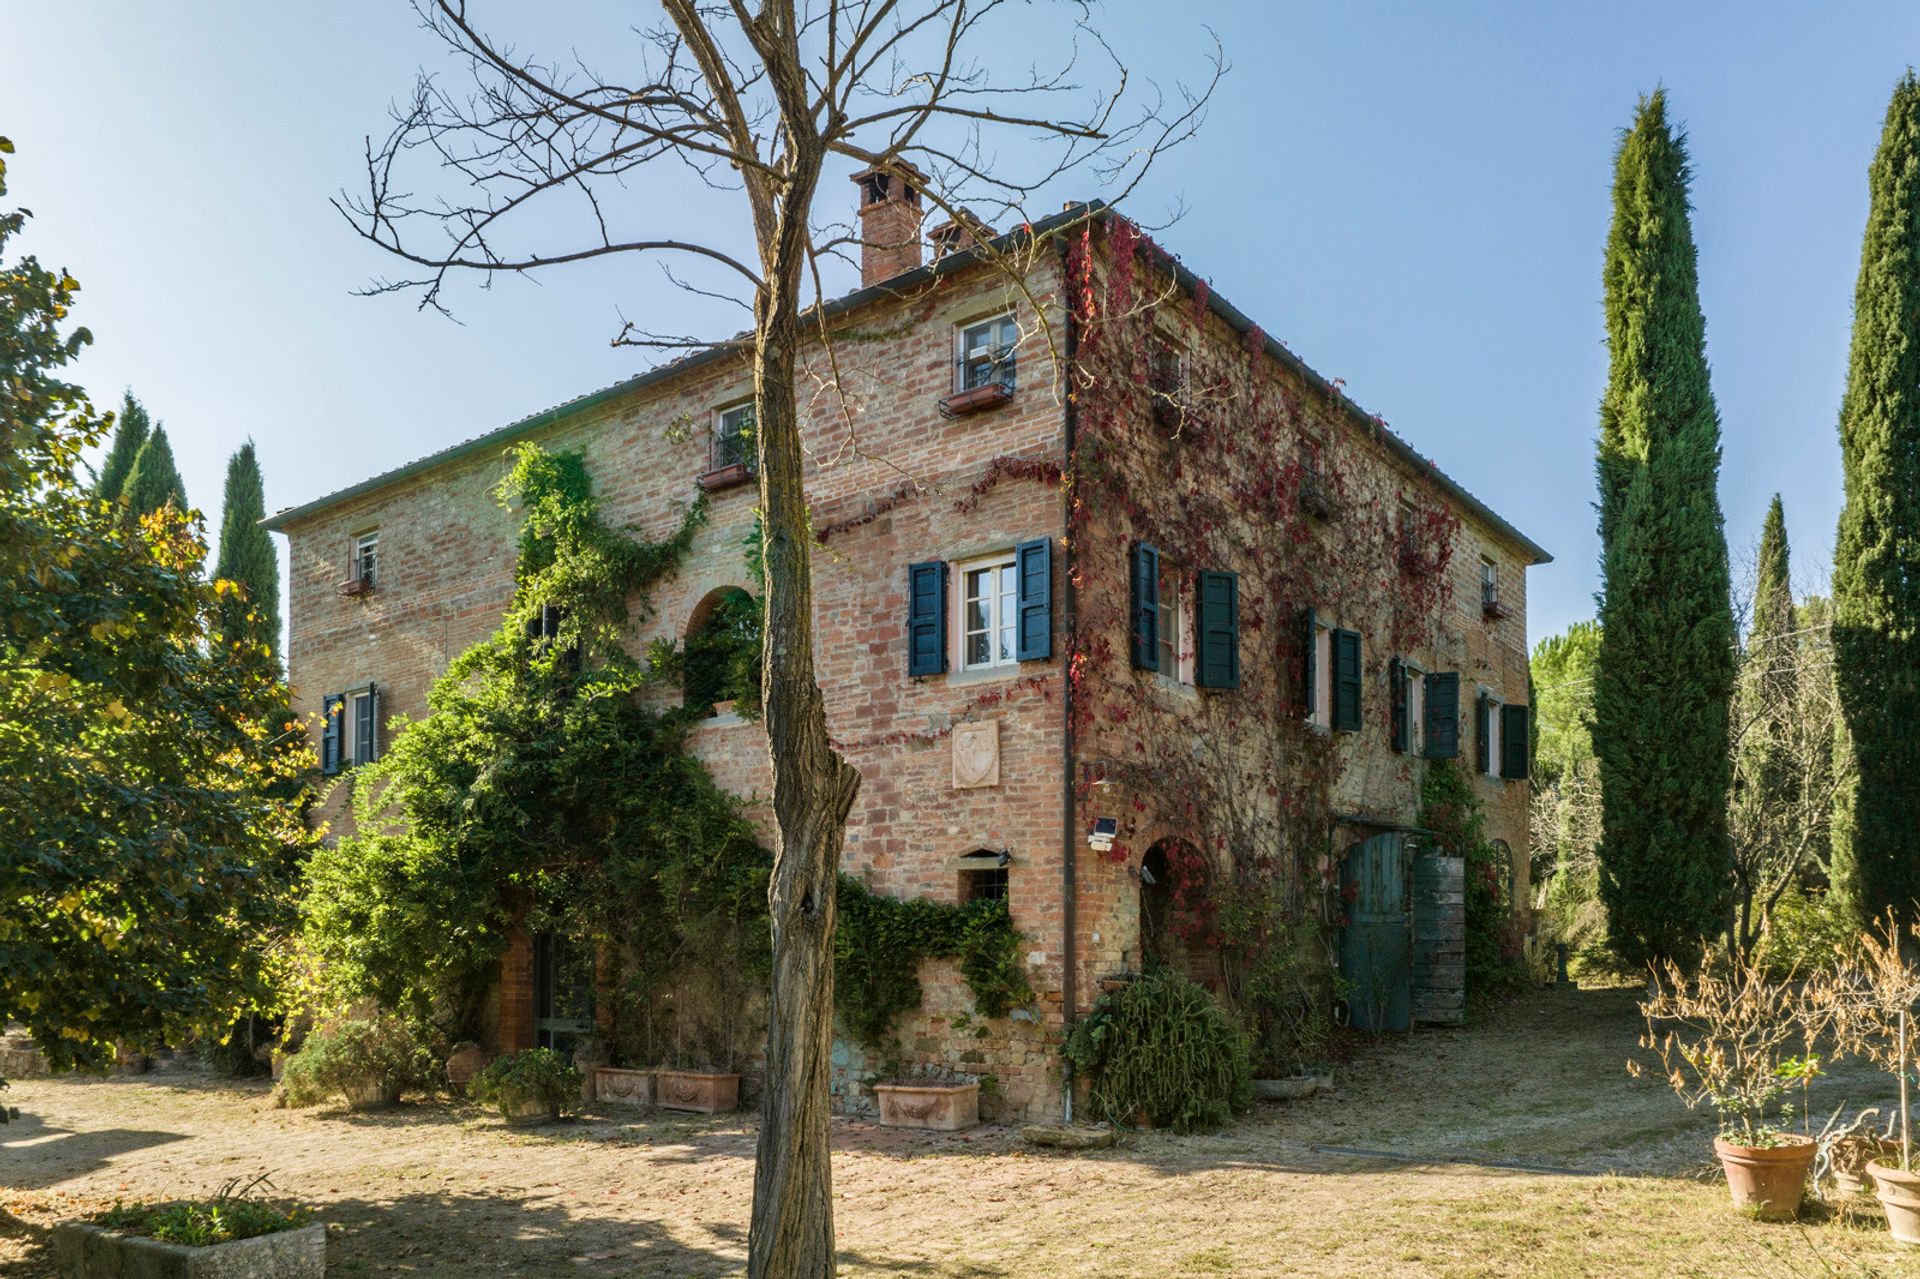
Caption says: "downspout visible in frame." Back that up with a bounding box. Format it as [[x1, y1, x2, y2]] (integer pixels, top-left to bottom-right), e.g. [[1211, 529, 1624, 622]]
[[1057, 229, 1082, 1124]]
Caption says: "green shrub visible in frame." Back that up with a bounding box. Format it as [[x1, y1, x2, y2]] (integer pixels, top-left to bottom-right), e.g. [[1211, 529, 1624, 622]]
[[1753, 888, 1855, 980], [278, 1014, 436, 1108], [1060, 969, 1252, 1132], [468, 1048, 580, 1119], [96, 1177, 309, 1246]]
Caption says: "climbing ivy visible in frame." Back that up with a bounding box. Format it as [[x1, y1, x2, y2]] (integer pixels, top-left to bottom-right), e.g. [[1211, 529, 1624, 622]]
[[833, 875, 1032, 1051], [1419, 760, 1525, 1001]]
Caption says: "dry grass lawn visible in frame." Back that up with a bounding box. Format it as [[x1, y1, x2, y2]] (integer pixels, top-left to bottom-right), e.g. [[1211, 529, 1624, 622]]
[[2, 987, 1914, 1277]]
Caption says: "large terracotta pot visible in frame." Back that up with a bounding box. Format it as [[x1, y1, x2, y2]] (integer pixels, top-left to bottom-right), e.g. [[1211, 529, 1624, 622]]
[[1831, 1136, 1898, 1197], [1714, 1134, 1814, 1220], [344, 1078, 401, 1111], [445, 1042, 489, 1089], [656, 1069, 740, 1114], [874, 1082, 979, 1131], [1869, 1159, 1920, 1245], [594, 1066, 655, 1108]]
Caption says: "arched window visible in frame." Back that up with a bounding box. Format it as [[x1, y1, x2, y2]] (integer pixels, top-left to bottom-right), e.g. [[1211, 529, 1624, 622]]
[[684, 587, 762, 714]]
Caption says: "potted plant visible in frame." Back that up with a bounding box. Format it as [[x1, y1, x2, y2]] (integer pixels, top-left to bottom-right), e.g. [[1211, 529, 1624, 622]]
[[56, 1175, 323, 1278], [469, 1047, 580, 1126], [277, 1014, 434, 1112], [1631, 950, 1816, 1221], [1823, 917, 1920, 1243], [872, 1067, 981, 1131], [1817, 1109, 1896, 1198]]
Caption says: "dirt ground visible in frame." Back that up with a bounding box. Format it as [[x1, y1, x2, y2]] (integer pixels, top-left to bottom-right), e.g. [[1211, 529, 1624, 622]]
[[3, 987, 1914, 1278]]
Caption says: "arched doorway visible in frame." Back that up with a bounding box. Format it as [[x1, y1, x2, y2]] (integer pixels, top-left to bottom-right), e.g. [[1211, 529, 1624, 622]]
[[683, 586, 761, 715], [1138, 837, 1220, 990]]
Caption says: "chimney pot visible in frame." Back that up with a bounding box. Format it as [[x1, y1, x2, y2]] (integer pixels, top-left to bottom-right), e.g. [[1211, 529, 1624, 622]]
[[852, 161, 925, 287]]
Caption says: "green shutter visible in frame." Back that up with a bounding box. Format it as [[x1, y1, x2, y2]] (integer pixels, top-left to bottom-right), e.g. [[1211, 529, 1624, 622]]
[[355, 684, 379, 767], [1194, 570, 1240, 689], [1332, 628, 1363, 731], [1130, 543, 1161, 671], [1474, 694, 1492, 774], [1424, 672, 1459, 759], [320, 693, 343, 775], [907, 561, 948, 676], [1389, 658, 1408, 753], [1501, 703, 1530, 780], [1015, 538, 1052, 661]]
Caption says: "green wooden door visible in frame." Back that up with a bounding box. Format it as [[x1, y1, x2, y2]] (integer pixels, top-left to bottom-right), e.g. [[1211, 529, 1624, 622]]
[[1339, 833, 1411, 1032]]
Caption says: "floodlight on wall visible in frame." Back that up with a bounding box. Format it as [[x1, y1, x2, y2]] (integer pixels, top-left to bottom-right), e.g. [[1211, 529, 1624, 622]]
[[1088, 817, 1118, 853]]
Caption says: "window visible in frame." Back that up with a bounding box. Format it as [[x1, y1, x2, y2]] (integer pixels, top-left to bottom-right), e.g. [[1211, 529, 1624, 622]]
[[1481, 557, 1498, 609], [713, 402, 755, 472], [1391, 658, 1427, 755], [958, 850, 1010, 903], [958, 314, 1019, 392], [1157, 560, 1189, 683], [322, 683, 380, 774], [1307, 617, 1332, 729], [1477, 691, 1503, 777], [353, 531, 379, 589], [959, 551, 1019, 671], [1303, 612, 1359, 730]]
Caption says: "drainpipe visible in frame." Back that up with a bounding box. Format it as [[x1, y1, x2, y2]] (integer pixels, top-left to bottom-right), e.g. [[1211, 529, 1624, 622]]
[[1057, 228, 1082, 1124]]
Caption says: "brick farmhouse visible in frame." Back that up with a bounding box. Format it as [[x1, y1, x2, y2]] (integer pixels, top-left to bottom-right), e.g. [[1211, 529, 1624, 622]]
[[267, 176, 1549, 1122]]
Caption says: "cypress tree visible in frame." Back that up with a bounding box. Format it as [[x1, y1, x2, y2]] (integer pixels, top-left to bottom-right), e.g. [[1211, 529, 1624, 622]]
[[213, 440, 279, 658], [1592, 91, 1736, 969], [122, 424, 187, 518], [1750, 494, 1795, 714], [1832, 72, 1920, 925], [94, 391, 150, 502]]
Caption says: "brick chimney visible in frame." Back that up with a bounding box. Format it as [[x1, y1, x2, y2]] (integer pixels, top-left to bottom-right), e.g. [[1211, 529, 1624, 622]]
[[851, 162, 924, 287]]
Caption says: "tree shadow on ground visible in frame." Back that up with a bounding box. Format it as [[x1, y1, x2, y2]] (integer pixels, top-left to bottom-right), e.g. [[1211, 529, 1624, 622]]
[[0, 1109, 187, 1190]]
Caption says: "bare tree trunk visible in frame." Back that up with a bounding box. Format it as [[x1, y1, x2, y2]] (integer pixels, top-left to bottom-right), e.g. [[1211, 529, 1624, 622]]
[[748, 168, 862, 1279]]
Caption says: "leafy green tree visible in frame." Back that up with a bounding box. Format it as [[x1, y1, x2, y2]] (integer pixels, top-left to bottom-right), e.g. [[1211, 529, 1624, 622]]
[[213, 439, 280, 660], [1592, 91, 1736, 969], [1832, 73, 1920, 926], [93, 391, 150, 503], [122, 423, 187, 517], [1531, 622, 1610, 969], [0, 137, 309, 1072], [1531, 621, 1601, 788]]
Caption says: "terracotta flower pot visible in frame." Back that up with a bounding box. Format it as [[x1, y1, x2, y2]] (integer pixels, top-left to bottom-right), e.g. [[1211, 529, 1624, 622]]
[[445, 1042, 489, 1089], [344, 1078, 401, 1111], [594, 1066, 655, 1108], [1831, 1137, 1898, 1198], [874, 1082, 979, 1131], [1714, 1134, 1814, 1220], [656, 1069, 740, 1114], [1869, 1159, 1920, 1245]]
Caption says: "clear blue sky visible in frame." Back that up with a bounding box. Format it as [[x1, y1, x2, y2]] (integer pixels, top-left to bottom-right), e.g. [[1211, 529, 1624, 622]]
[[6, 3, 1917, 648]]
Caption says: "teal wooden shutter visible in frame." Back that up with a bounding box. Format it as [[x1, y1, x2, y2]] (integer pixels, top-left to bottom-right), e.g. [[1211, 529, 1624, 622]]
[[1474, 694, 1492, 774], [1015, 538, 1052, 661], [355, 684, 379, 766], [1302, 607, 1319, 716], [1501, 703, 1530, 779], [907, 561, 948, 676], [1130, 543, 1161, 671], [1332, 629, 1362, 731], [320, 694, 343, 775], [1424, 672, 1459, 759], [1194, 570, 1240, 688], [1389, 658, 1408, 753]]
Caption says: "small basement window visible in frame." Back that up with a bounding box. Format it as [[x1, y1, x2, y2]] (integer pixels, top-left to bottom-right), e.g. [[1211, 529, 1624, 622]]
[[957, 314, 1019, 392], [958, 850, 1010, 903]]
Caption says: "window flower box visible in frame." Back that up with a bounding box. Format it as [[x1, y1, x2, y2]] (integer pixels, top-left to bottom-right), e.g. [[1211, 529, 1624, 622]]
[[53, 1219, 326, 1279], [697, 462, 753, 493], [1299, 476, 1339, 520], [873, 1080, 980, 1131], [655, 1069, 740, 1113], [337, 576, 374, 598], [938, 382, 1013, 418], [593, 1066, 655, 1108], [1482, 596, 1511, 622]]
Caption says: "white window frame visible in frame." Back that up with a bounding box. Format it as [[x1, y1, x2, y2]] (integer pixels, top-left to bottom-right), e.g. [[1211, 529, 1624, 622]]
[[1481, 689, 1504, 778], [1405, 660, 1427, 756], [1481, 555, 1499, 608], [354, 530, 379, 589], [345, 685, 378, 766], [955, 550, 1020, 673], [712, 401, 755, 472], [1308, 618, 1334, 730], [957, 313, 1020, 392], [1156, 559, 1194, 687]]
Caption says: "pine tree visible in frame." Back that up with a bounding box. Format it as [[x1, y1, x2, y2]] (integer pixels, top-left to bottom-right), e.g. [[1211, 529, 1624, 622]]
[[1832, 72, 1920, 925], [1592, 90, 1736, 969], [121, 424, 187, 518], [213, 440, 279, 658], [94, 391, 150, 502]]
